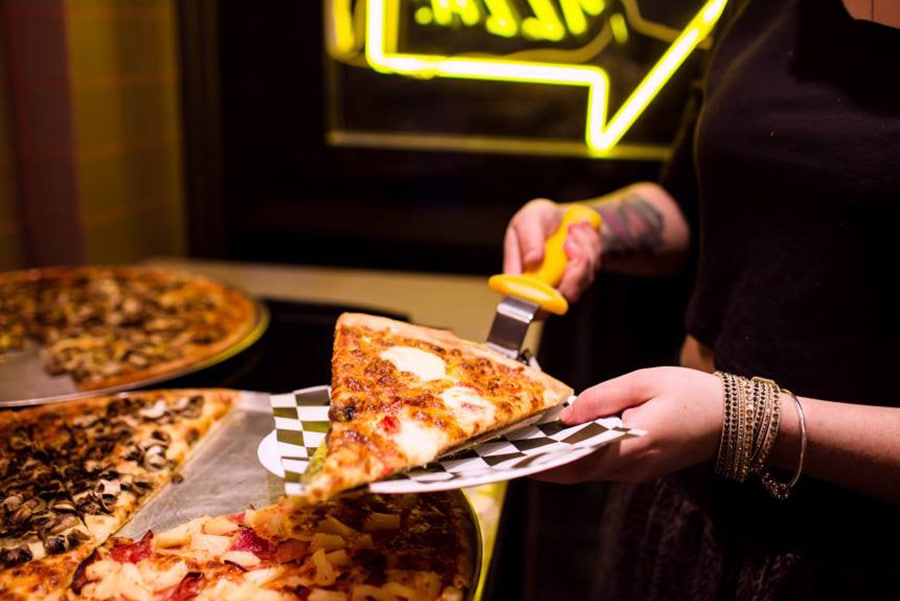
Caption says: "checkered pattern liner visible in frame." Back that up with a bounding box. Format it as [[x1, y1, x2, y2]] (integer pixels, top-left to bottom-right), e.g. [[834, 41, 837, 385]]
[[269, 386, 644, 496]]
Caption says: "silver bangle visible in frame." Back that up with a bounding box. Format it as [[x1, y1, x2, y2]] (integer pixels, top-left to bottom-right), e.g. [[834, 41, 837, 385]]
[[760, 389, 807, 500]]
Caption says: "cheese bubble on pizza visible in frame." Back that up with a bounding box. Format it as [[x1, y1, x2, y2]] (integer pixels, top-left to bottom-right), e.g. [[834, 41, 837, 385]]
[[302, 313, 574, 503]]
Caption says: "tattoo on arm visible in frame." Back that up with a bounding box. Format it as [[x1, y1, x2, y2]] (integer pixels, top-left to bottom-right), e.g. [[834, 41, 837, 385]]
[[596, 193, 665, 259]]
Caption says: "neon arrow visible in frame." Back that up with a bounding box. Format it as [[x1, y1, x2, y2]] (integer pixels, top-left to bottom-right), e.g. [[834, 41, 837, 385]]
[[363, 0, 726, 154]]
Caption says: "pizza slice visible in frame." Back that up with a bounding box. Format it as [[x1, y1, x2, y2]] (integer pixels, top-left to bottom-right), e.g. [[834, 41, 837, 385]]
[[302, 312, 574, 504]]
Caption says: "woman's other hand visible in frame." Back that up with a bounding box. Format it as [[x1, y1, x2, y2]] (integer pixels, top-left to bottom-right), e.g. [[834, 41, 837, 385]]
[[535, 367, 723, 484]]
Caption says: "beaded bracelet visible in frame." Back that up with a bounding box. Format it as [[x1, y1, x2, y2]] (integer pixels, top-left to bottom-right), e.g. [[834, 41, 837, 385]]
[[714, 371, 741, 479]]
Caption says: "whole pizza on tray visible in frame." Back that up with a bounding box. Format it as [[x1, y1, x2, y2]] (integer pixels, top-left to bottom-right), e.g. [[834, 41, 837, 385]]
[[0, 265, 262, 394]]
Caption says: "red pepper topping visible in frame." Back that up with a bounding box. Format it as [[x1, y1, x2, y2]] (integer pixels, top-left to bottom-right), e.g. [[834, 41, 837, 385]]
[[380, 415, 400, 434]]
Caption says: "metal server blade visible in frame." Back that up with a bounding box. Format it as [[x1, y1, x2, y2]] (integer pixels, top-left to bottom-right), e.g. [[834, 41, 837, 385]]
[[485, 295, 541, 362]]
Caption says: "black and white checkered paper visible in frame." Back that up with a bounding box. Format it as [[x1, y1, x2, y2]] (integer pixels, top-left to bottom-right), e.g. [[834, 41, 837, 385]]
[[265, 385, 645, 496]]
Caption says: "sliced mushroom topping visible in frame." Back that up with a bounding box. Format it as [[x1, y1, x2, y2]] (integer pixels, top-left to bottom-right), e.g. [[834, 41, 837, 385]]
[[47, 513, 80, 535], [45, 534, 71, 554], [0, 544, 33, 567], [150, 429, 171, 444], [172, 394, 204, 418], [29, 513, 53, 531], [139, 399, 168, 421], [2, 494, 24, 513], [78, 492, 112, 515], [11, 497, 46, 525], [131, 477, 155, 492], [138, 438, 169, 453], [126, 352, 149, 367], [143, 450, 169, 471], [97, 362, 123, 377], [83, 458, 103, 474], [124, 447, 142, 463], [71, 414, 102, 429], [49, 498, 78, 514], [95, 478, 121, 499]]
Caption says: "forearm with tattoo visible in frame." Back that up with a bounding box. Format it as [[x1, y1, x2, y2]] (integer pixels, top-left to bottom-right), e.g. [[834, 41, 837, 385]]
[[595, 193, 665, 260]]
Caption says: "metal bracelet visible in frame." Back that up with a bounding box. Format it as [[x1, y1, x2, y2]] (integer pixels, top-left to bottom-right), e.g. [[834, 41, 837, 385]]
[[760, 388, 807, 500]]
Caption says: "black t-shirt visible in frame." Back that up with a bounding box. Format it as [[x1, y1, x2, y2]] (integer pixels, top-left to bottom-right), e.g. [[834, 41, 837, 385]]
[[674, 0, 900, 406]]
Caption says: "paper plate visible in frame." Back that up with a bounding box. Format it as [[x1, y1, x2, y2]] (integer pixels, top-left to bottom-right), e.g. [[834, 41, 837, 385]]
[[259, 385, 645, 496]]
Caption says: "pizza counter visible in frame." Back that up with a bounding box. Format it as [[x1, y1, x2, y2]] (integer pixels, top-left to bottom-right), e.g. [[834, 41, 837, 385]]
[[139, 255, 540, 600]]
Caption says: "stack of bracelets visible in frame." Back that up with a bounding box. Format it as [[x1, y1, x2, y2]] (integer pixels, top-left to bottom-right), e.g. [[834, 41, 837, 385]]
[[714, 371, 808, 500]]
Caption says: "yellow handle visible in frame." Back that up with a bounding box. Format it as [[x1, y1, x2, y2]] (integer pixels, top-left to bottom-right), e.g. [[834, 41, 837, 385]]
[[528, 204, 601, 285], [489, 204, 602, 315]]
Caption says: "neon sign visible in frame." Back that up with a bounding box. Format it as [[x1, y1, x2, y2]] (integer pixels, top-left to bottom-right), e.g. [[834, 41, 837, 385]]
[[325, 0, 727, 158]]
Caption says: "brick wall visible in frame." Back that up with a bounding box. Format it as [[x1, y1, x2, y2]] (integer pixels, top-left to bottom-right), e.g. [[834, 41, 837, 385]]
[[0, 0, 186, 269]]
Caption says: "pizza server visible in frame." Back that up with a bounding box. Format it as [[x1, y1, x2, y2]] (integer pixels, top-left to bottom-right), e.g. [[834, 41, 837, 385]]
[[486, 204, 602, 364]]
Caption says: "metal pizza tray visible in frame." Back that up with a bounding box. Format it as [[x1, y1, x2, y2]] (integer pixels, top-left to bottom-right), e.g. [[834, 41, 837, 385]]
[[117, 390, 285, 537], [0, 298, 268, 409]]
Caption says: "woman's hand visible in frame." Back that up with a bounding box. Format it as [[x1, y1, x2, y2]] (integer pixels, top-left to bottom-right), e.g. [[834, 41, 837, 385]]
[[534, 367, 724, 484], [502, 199, 601, 303]]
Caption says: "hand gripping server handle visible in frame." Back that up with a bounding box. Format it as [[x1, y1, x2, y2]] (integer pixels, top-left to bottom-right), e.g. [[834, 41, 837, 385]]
[[486, 204, 602, 361]]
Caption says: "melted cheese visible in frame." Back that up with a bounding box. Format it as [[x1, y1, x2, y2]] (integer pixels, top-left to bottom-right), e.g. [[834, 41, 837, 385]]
[[392, 419, 446, 465], [380, 346, 447, 381], [440, 386, 497, 435]]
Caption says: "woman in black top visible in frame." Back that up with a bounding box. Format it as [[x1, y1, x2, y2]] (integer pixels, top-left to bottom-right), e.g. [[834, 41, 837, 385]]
[[502, 0, 900, 598]]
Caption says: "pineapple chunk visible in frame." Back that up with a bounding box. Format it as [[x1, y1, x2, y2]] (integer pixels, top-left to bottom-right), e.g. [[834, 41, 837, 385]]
[[136, 558, 189, 591], [311, 548, 336, 586], [363, 512, 400, 531], [156, 517, 204, 548], [325, 549, 350, 567], [310, 532, 345, 552], [202, 515, 240, 536], [317, 515, 357, 537], [190, 532, 232, 557], [221, 550, 262, 569]]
